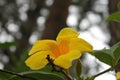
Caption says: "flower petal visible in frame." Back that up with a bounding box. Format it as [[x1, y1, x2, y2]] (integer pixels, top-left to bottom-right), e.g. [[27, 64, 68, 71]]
[[25, 51, 49, 70], [54, 50, 81, 69], [29, 40, 57, 55], [69, 38, 93, 52], [117, 72, 120, 80], [56, 28, 79, 42]]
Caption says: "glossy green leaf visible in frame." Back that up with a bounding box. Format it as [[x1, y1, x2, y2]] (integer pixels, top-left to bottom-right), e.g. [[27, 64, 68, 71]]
[[93, 49, 114, 67], [8, 71, 65, 80], [106, 12, 120, 23]]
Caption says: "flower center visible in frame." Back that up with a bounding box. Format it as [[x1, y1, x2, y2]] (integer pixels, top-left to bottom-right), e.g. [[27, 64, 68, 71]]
[[50, 40, 69, 58], [58, 40, 69, 55]]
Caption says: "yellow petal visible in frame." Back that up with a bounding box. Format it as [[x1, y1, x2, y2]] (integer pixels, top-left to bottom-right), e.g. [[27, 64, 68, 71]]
[[117, 72, 120, 80], [25, 51, 49, 70], [69, 38, 93, 53], [29, 40, 57, 55], [56, 28, 79, 42], [54, 50, 81, 69]]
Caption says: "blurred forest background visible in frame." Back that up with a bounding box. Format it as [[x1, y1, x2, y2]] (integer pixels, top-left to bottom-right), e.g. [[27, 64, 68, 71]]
[[0, 0, 120, 80]]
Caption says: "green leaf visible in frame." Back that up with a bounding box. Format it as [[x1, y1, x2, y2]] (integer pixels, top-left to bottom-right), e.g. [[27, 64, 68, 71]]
[[15, 51, 29, 72], [8, 71, 65, 80], [0, 71, 11, 80], [69, 59, 82, 79], [111, 42, 120, 66], [93, 42, 120, 69], [78, 77, 84, 80], [106, 12, 120, 23], [117, 2, 120, 10], [78, 76, 94, 80], [4, 51, 29, 72], [93, 49, 114, 67], [0, 42, 17, 49], [76, 60, 82, 78], [85, 76, 94, 80]]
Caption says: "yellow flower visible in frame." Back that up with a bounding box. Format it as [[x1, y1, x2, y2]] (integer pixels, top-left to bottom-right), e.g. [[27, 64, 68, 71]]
[[117, 72, 120, 80], [25, 28, 93, 70]]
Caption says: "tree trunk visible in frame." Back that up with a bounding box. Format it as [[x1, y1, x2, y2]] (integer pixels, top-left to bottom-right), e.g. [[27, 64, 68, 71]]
[[41, 0, 71, 40], [108, 0, 120, 46]]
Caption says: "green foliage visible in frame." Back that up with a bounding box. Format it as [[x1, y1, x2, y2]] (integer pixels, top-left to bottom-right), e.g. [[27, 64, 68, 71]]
[[106, 2, 120, 23], [1, 42, 120, 80], [93, 49, 113, 67], [69, 59, 82, 79], [15, 51, 30, 72], [8, 71, 65, 80], [0, 51, 30, 80], [93, 42, 120, 69], [106, 12, 120, 23], [117, 2, 120, 10], [0, 42, 17, 49], [3, 51, 29, 72], [84, 77, 94, 80], [111, 42, 120, 67], [1, 0, 120, 80], [78, 76, 94, 80], [76, 60, 82, 78], [0, 71, 11, 80]]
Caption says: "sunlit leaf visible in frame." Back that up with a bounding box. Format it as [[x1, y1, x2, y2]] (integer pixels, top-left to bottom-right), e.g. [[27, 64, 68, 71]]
[[93, 42, 120, 69], [106, 12, 120, 23], [93, 49, 114, 67]]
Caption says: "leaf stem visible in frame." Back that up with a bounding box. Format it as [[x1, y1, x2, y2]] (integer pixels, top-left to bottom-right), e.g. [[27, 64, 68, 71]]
[[0, 69, 36, 80], [61, 70, 73, 80], [93, 67, 111, 78]]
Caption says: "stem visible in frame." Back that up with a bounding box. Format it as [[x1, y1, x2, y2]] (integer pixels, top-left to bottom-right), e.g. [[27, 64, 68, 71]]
[[61, 70, 72, 80], [93, 67, 111, 78], [0, 69, 36, 80], [46, 55, 72, 80]]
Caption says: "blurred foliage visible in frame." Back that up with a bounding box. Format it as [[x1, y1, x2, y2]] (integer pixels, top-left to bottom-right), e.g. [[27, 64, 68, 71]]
[[117, 2, 120, 10], [106, 12, 120, 23], [0, 42, 17, 49], [106, 2, 120, 23]]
